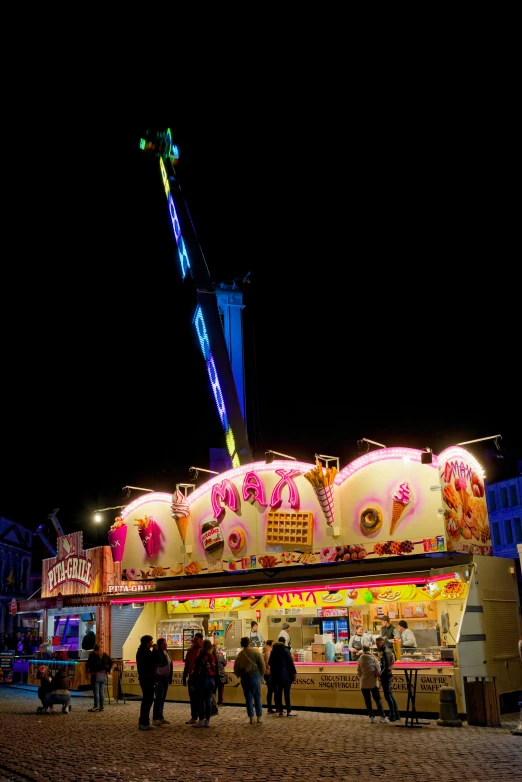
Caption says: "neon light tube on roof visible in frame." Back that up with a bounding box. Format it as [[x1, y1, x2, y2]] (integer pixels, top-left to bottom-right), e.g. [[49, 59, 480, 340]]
[[121, 492, 172, 520], [335, 448, 439, 484], [109, 572, 453, 604]]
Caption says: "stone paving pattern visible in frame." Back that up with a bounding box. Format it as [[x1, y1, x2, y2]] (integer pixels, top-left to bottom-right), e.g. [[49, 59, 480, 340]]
[[0, 688, 520, 782]]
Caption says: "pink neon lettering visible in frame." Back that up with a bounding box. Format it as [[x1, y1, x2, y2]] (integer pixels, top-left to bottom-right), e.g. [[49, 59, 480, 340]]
[[242, 471, 267, 506], [212, 480, 240, 519], [270, 469, 301, 510]]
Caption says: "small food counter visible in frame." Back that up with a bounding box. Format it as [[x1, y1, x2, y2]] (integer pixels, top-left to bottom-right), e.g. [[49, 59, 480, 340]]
[[119, 660, 456, 717]]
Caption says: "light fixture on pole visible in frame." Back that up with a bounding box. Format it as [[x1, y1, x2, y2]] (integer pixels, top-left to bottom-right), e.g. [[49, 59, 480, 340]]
[[457, 433, 503, 458], [121, 485, 155, 498], [315, 453, 340, 472], [93, 505, 126, 523], [176, 483, 196, 497], [189, 466, 220, 480], [357, 438, 387, 454], [265, 450, 297, 464]]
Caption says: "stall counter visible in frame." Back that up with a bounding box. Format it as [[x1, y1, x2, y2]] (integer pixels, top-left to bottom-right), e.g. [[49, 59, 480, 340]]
[[121, 661, 457, 717]]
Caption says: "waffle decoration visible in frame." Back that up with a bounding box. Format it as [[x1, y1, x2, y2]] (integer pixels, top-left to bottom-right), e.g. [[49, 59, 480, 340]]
[[303, 461, 337, 527], [265, 511, 313, 548]]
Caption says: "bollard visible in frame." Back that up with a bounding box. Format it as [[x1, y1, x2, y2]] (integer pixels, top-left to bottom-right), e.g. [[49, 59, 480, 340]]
[[437, 686, 462, 727], [513, 701, 522, 736]]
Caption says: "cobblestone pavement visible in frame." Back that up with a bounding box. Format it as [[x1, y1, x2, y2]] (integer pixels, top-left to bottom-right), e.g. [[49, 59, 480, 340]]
[[0, 687, 520, 782]]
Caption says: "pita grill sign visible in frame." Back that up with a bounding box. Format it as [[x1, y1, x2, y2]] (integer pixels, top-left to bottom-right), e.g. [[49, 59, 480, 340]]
[[47, 532, 93, 593]]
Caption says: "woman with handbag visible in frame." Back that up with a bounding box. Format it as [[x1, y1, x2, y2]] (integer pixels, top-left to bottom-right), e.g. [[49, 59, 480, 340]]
[[152, 637, 173, 726], [86, 644, 110, 712]]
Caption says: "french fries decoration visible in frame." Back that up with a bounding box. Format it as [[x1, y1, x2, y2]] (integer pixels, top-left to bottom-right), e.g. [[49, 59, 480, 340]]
[[134, 515, 152, 531], [303, 461, 338, 488]]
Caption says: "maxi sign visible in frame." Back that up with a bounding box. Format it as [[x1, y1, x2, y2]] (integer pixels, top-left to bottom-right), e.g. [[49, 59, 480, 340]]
[[47, 555, 93, 593]]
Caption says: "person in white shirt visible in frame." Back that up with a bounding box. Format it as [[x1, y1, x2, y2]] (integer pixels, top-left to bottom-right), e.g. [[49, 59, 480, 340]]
[[279, 623, 291, 647], [397, 620, 417, 648]]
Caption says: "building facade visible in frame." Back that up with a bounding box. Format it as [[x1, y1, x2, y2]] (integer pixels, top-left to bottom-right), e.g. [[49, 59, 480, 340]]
[[0, 517, 33, 634], [486, 475, 522, 604]]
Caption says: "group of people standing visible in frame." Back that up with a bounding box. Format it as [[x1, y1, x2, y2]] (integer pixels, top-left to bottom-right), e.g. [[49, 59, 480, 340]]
[[136, 635, 175, 730], [357, 635, 401, 723]]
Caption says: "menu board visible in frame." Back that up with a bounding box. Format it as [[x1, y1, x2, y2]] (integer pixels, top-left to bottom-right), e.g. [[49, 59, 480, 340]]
[[0, 651, 14, 682]]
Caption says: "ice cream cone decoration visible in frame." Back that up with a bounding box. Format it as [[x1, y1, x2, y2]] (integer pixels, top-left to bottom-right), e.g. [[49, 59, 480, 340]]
[[171, 489, 190, 543], [304, 461, 338, 527], [454, 477, 470, 516], [390, 482, 412, 535]]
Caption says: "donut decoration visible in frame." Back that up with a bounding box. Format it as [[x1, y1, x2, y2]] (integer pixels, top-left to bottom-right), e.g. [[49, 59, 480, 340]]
[[228, 526, 246, 555], [360, 507, 383, 536]]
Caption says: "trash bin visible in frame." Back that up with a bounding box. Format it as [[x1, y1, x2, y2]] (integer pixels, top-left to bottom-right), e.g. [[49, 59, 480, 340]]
[[463, 676, 500, 727]]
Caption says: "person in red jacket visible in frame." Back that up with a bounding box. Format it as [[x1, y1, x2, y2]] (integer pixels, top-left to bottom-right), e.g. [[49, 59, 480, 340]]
[[182, 632, 203, 725]]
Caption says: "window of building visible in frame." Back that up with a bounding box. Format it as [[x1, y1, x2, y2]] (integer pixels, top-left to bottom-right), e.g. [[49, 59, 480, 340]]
[[514, 517, 522, 544], [500, 487, 508, 509], [504, 519, 514, 545], [492, 522, 501, 547], [509, 484, 518, 506], [488, 490, 497, 512]]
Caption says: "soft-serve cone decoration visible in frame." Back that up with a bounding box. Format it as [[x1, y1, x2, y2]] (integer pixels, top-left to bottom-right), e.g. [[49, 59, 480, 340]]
[[135, 514, 160, 558], [171, 489, 190, 543], [390, 482, 412, 535], [108, 517, 127, 563], [304, 461, 338, 527]]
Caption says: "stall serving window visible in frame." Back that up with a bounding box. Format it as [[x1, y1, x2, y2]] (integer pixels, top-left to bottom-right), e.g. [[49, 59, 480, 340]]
[[47, 608, 97, 659]]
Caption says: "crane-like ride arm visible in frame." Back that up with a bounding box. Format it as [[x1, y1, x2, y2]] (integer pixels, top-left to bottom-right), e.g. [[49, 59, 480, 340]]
[[140, 129, 252, 468], [34, 508, 65, 556]]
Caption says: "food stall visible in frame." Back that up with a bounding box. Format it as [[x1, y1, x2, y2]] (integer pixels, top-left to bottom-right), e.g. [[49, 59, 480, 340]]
[[109, 445, 522, 717], [21, 532, 120, 692]]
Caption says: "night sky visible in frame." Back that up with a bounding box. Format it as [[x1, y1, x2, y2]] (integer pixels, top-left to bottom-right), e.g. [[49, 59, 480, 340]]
[[2, 105, 520, 555]]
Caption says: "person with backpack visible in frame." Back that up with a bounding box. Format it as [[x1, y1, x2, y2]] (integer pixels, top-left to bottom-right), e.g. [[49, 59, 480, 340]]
[[190, 639, 217, 728], [376, 636, 400, 721], [234, 636, 266, 724]]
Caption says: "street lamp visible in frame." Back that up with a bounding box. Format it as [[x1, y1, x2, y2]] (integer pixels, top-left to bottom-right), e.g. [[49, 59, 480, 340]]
[[93, 505, 126, 523]]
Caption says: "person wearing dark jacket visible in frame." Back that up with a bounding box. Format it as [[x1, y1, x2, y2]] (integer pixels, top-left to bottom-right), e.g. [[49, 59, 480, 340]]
[[152, 637, 173, 726], [269, 637, 297, 717], [82, 628, 96, 650], [136, 635, 157, 730], [182, 632, 204, 725], [36, 665, 53, 712], [86, 644, 111, 712], [380, 616, 399, 649], [212, 642, 227, 706], [376, 636, 400, 721], [43, 669, 72, 713]]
